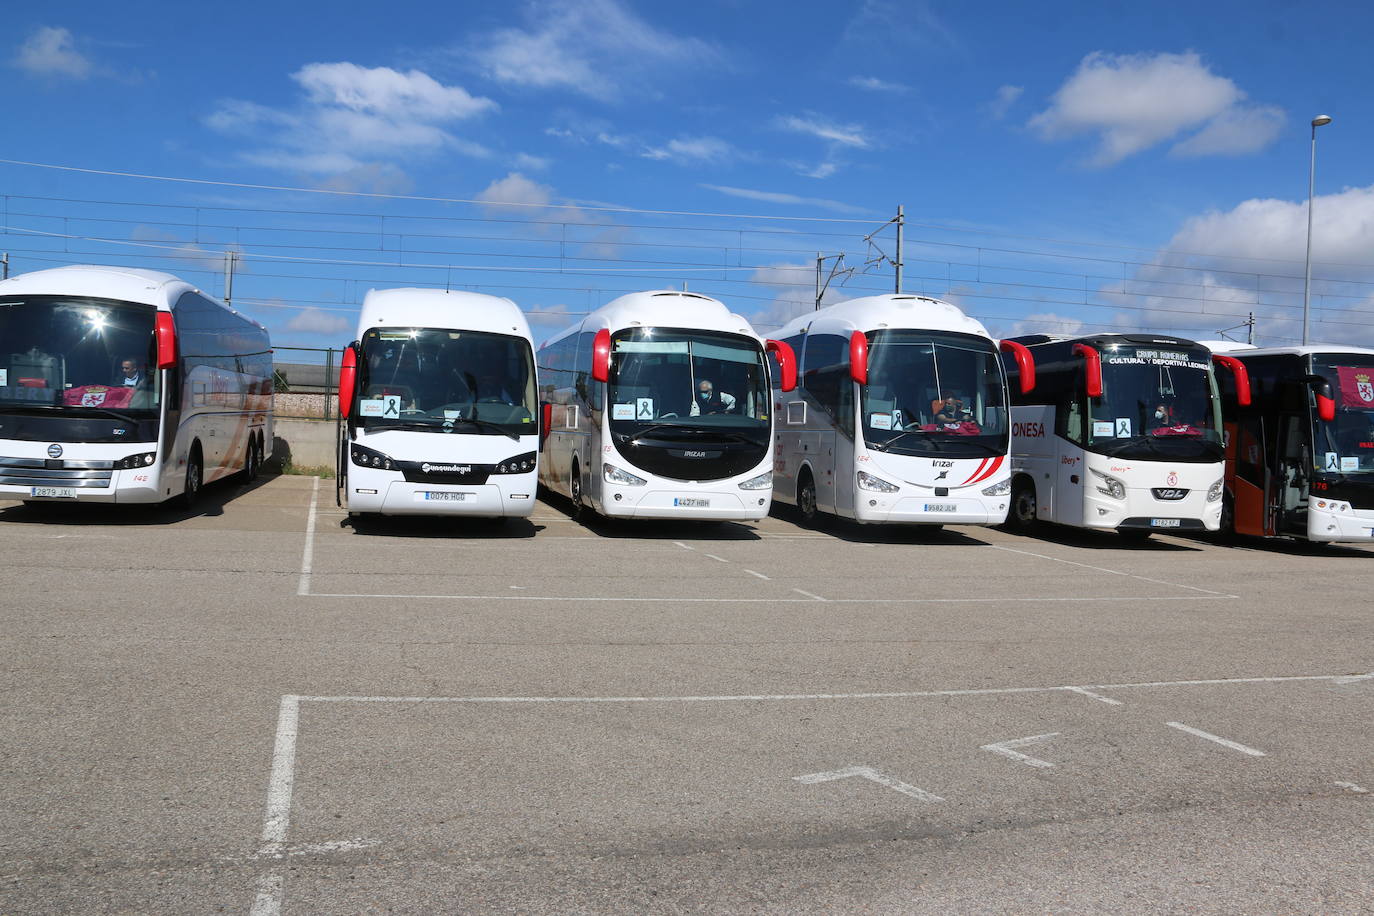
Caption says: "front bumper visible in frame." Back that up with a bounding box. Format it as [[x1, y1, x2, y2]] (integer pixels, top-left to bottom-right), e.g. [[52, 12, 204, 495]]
[[1307, 503, 1374, 542]]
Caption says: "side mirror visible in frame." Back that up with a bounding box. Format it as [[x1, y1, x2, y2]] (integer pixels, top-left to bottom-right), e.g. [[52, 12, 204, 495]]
[[1307, 374, 1336, 422], [155, 312, 178, 369], [999, 340, 1036, 394], [591, 328, 612, 383], [848, 330, 868, 385], [338, 344, 357, 419], [1211, 354, 1252, 407], [1072, 342, 1103, 398], [541, 401, 553, 443], [766, 339, 797, 392]]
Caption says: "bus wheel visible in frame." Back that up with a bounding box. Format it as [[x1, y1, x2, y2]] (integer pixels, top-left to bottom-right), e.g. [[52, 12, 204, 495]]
[[241, 438, 260, 483], [796, 471, 818, 526], [180, 447, 203, 509], [1220, 490, 1235, 535], [569, 460, 587, 521], [1007, 478, 1037, 530]]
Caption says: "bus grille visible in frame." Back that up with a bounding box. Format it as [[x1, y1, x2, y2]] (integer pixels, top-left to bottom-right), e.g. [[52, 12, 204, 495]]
[[0, 456, 115, 488]]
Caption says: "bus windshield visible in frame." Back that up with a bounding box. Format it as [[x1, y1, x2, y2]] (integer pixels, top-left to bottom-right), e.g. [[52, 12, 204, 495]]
[[860, 330, 1008, 458], [356, 327, 536, 437], [1087, 345, 1222, 461], [1314, 355, 1374, 475], [0, 295, 161, 415], [607, 328, 769, 437]]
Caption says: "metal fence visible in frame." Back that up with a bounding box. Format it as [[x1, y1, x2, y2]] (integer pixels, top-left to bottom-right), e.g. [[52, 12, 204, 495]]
[[273, 346, 344, 420]]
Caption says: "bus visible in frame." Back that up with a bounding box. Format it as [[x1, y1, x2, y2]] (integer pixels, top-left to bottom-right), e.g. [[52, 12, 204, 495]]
[[536, 290, 794, 521], [771, 294, 1018, 527], [335, 288, 539, 518], [1211, 344, 1374, 543], [1001, 333, 1249, 538], [0, 264, 271, 507]]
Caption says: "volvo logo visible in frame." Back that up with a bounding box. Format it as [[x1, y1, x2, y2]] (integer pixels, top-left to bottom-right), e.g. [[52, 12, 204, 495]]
[[47, 444, 63, 458]]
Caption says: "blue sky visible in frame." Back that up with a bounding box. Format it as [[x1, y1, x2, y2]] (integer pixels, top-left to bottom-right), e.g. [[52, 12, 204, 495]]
[[4, 0, 1374, 353]]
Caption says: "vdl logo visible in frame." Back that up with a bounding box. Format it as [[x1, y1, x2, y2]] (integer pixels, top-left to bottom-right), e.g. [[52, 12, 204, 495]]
[[47, 444, 63, 458]]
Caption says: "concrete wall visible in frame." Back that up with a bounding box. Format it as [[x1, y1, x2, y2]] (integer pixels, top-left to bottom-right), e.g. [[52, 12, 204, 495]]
[[272, 417, 338, 469]]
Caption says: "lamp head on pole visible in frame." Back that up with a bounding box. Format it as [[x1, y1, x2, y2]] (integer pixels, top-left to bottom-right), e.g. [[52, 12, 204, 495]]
[[1312, 114, 1333, 128]]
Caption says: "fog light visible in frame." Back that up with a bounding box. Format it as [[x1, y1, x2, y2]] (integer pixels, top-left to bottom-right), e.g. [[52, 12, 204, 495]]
[[757, 498, 765, 506], [869, 499, 877, 507], [614, 493, 623, 501]]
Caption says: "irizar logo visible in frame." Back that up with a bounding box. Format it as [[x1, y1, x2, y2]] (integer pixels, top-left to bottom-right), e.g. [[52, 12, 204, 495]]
[[683, 450, 708, 458], [421, 463, 472, 474]]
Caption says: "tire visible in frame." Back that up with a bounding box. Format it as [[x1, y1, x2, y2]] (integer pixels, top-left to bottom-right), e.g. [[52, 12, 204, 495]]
[[569, 459, 587, 521], [796, 470, 818, 526], [1219, 489, 1235, 535], [179, 447, 203, 509], [1007, 478, 1037, 531], [240, 438, 260, 483]]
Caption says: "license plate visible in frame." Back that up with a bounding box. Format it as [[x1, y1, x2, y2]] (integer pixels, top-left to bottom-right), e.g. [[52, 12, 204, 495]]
[[30, 487, 77, 499], [923, 503, 957, 512], [422, 491, 469, 502], [674, 497, 710, 507], [1150, 518, 1181, 528]]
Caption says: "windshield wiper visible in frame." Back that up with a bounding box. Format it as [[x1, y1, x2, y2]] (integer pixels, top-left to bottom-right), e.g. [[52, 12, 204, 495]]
[[0, 403, 143, 426], [871, 429, 942, 452], [445, 415, 519, 441]]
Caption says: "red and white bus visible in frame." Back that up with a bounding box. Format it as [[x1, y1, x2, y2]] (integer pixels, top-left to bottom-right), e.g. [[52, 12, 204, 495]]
[[0, 265, 272, 506]]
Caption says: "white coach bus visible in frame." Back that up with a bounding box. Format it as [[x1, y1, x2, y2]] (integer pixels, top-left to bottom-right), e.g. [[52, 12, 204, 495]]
[[336, 288, 539, 518], [537, 290, 795, 521], [0, 265, 271, 507], [771, 294, 1021, 526], [1001, 333, 1249, 539]]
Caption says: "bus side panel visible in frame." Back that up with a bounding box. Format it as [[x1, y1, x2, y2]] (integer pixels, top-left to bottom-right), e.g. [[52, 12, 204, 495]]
[[1009, 405, 1056, 519], [773, 395, 807, 506]]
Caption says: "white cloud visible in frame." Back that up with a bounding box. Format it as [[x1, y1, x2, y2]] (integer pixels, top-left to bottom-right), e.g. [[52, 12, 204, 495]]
[[1170, 105, 1285, 158], [475, 172, 555, 213], [849, 75, 910, 93], [986, 84, 1023, 120], [206, 62, 496, 181], [1029, 51, 1282, 166], [286, 308, 353, 337], [513, 152, 551, 171], [700, 184, 870, 216], [1001, 312, 1085, 338], [13, 26, 92, 80], [776, 114, 870, 149], [641, 137, 734, 164], [743, 261, 853, 332], [1098, 185, 1374, 345], [468, 0, 718, 101]]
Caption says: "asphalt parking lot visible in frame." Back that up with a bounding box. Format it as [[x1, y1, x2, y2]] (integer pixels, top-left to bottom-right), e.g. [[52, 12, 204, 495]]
[[1, 473, 1372, 915]]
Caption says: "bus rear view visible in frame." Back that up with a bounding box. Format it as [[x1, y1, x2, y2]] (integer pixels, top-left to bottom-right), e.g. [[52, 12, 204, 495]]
[[337, 289, 539, 519]]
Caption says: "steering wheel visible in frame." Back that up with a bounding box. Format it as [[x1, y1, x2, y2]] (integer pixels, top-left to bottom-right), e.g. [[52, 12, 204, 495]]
[[659, 412, 679, 419], [400, 407, 426, 415]]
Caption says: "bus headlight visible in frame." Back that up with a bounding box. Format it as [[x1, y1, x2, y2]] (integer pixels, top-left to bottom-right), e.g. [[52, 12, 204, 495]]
[[350, 444, 394, 470], [493, 451, 537, 474], [1207, 479, 1224, 502], [1090, 468, 1126, 500], [738, 471, 772, 490], [604, 463, 647, 486], [981, 478, 1011, 496], [857, 470, 899, 493], [115, 452, 157, 470]]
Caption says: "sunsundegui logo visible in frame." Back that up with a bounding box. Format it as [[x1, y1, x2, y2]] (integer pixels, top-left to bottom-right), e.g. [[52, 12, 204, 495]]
[[421, 463, 472, 474], [1012, 421, 1045, 437]]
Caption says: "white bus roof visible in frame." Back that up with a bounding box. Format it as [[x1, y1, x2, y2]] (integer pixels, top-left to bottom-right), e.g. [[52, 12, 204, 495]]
[[541, 290, 760, 348], [1221, 344, 1374, 358], [773, 293, 992, 341], [0, 264, 196, 311], [1196, 340, 1257, 352], [356, 288, 531, 340]]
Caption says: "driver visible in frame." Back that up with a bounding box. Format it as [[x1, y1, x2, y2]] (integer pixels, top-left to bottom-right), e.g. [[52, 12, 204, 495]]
[[117, 357, 145, 388], [476, 372, 516, 403], [932, 390, 968, 424], [690, 379, 736, 415]]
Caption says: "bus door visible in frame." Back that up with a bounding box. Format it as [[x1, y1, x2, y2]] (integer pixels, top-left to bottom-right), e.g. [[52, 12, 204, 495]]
[[1277, 410, 1311, 535], [1230, 414, 1272, 536]]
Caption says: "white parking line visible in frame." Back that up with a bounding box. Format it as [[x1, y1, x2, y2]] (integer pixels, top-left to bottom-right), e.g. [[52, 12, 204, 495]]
[[249, 694, 302, 916], [704, 553, 730, 563], [306, 591, 1227, 604], [744, 569, 771, 580], [981, 732, 1060, 769], [989, 543, 1236, 597], [1334, 781, 1369, 794], [794, 766, 944, 803], [1165, 721, 1266, 757], [1062, 685, 1124, 706], [296, 478, 319, 597], [791, 588, 827, 601], [673, 541, 694, 551]]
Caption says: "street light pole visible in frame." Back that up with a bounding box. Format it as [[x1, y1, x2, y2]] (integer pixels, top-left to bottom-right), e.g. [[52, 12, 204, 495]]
[[1303, 114, 1332, 345]]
